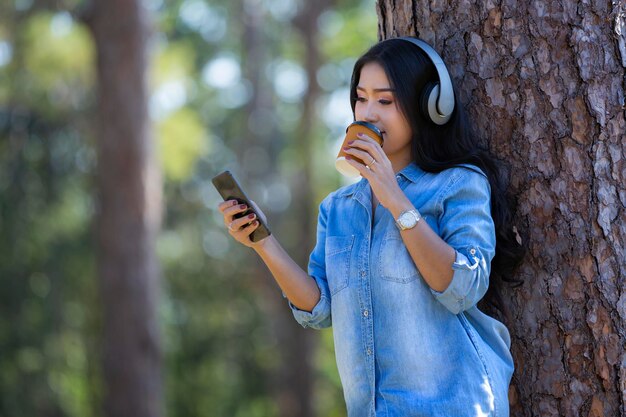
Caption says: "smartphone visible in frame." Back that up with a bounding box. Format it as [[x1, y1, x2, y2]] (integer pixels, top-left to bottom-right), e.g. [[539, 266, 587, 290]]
[[211, 170, 271, 242]]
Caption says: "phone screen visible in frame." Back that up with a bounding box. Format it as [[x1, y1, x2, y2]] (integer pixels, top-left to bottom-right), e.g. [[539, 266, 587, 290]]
[[211, 170, 271, 242]]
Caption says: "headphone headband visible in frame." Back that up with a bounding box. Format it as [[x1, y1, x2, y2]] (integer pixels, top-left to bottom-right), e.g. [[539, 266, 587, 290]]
[[387, 37, 455, 125]]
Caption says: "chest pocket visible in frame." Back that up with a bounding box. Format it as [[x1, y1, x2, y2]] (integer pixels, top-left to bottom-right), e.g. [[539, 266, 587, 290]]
[[325, 235, 354, 295], [378, 231, 419, 283]]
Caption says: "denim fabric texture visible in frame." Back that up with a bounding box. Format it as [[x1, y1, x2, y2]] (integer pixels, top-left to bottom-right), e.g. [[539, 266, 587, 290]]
[[289, 162, 514, 417]]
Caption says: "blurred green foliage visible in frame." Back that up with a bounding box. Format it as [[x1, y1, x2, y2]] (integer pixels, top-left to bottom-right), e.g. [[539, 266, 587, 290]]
[[0, 0, 376, 416], [157, 107, 210, 181]]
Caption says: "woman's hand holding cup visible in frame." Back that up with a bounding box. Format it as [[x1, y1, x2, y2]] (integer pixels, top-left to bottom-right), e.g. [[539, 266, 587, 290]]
[[336, 121, 384, 177], [342, 130, 405, 211]]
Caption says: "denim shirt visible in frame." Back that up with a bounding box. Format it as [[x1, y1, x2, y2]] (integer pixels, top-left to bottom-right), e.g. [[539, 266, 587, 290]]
[[289, 162, 514, 417]]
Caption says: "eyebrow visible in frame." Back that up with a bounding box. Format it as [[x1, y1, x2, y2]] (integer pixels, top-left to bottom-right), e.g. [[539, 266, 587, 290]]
[[356, 86, 395, 93]]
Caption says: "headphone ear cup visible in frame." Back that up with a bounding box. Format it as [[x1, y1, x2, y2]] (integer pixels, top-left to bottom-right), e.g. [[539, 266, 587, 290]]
[[419, 82, 439, 123], [420, 82, 452, 125]]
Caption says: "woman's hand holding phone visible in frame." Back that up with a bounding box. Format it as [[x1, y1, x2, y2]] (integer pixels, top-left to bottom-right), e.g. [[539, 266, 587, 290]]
[[218, 199, 270, 248], [212, 170, 272, 244], [212, 171, 319, 310]]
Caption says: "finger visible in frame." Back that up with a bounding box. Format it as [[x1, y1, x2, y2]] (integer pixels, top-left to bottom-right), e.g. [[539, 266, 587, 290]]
[[352, 134, 387, 161], [356, 133, 384, 149], [345, 156, 369, 177], [224, 205, 251, 230], [249, 200, 267, 224], [356, 132, 383, 147], [232, 212, 257, 230], [224, 203, 250, 219], [343, 146, 375, 163], [349, 137, 384, 158], [218, 199, 238, 213], [241, 219, 260, 238]]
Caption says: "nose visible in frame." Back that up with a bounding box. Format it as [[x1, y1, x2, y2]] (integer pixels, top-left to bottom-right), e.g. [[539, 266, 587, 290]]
[[361, 102, 379, 123]]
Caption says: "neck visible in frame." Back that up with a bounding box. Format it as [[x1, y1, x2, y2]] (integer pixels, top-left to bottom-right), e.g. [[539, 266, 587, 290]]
[[389, 155, 413, 174]]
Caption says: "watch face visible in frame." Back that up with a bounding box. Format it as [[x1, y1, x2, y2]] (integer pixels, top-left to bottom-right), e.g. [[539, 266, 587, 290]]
[[400, 213, 415, 228]]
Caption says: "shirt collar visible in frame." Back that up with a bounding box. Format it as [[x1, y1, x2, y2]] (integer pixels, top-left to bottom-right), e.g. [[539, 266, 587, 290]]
[[395, 161, 423, 183]]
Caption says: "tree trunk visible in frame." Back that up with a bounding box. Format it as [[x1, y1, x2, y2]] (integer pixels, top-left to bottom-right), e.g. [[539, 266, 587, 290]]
[[237, 1, 331, 415], [86, 1, 164, 417], [376, 0, 626, 416]]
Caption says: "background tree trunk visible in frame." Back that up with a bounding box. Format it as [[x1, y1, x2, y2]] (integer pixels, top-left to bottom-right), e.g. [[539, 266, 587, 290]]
[[86, 1, 164, 417], [238, 1, 316, 415], [376, 0, 626, 416], [238, 1, 333, 415]]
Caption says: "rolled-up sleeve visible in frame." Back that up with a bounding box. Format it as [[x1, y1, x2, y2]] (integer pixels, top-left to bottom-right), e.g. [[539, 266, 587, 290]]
[[288, 198, 332, 329], [431, 169, 495, 314]]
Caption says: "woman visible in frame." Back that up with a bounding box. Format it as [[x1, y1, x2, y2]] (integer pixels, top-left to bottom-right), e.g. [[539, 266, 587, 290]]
[[217, 37, 524, 417]]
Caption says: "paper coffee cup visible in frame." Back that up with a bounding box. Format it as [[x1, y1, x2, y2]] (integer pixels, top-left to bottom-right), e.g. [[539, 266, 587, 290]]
[[335, 121, 384, 177]]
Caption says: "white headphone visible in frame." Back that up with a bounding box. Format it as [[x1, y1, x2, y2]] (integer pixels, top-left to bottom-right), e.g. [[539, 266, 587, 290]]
[[394, 37, 455, 125]]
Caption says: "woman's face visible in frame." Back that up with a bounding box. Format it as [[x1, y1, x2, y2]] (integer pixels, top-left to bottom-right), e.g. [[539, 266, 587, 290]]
[[354, 62, 413, 166]]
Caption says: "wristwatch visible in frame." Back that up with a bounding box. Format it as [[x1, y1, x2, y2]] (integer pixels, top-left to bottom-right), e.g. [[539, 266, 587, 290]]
[[395, 209, 421, 231]]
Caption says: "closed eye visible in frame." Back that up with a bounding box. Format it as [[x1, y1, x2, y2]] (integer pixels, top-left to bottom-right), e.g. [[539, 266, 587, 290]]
[[354, 97, 392, 105]]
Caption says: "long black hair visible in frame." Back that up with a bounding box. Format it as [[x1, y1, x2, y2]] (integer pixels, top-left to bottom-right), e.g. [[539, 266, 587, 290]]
[[350, 38, 525, 321]]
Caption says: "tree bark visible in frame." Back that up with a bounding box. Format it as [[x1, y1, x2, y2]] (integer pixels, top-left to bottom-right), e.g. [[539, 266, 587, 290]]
[[376, 0, 626, 416], [86, 1, 164, 417]]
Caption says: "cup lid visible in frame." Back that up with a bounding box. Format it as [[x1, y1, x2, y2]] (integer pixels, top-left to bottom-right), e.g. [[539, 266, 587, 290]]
[[346, 121, 383, 140]]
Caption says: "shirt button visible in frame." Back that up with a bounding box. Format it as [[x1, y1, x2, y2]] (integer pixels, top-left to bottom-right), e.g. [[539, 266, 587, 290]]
[[363, 310, 369, 317], [367, 348, 372, 355], [360, 270, 366, 277], [470, 248, 476, 255]]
